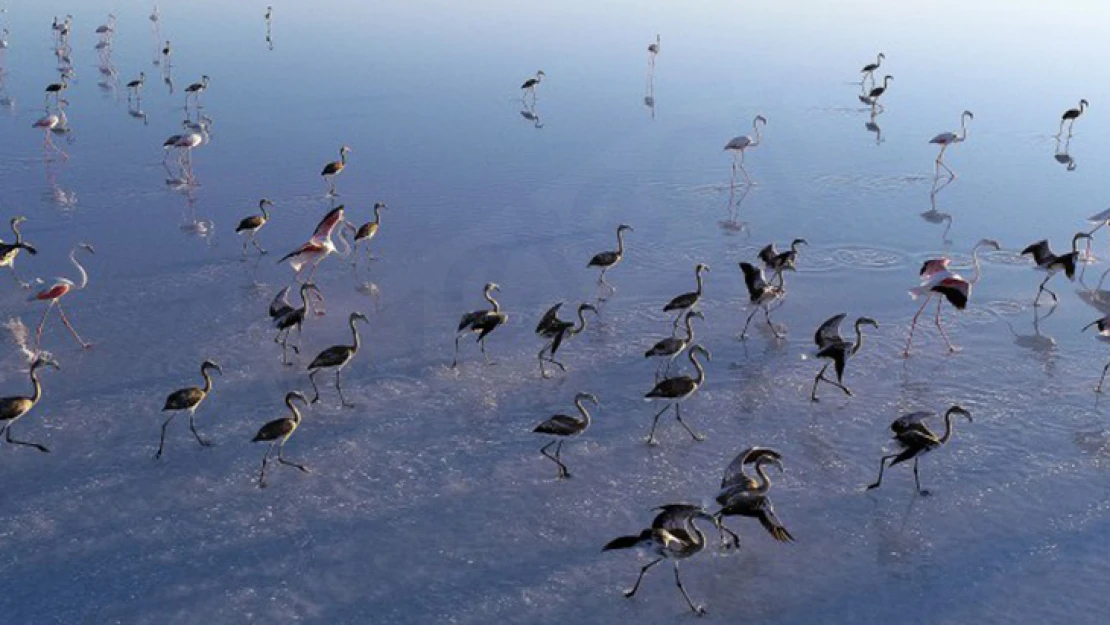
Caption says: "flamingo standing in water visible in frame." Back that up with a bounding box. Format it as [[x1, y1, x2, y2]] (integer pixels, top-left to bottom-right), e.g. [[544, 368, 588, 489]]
[[1059, 99, 1088, 136], [724, 115, 767, 186], [860, 52, 884, 86], [1021, 233, 1091, 306], [32, 100, 69, 159], [321, 145, 351, 196], [278, 206, 346, 282], [867, 405, 972, 496], [1081, 315, 1110, 392], [929, 110, 973, 179], [30, 242, 95, 349], [810, 314, 878, 401], [904, 239, 1000, 355]]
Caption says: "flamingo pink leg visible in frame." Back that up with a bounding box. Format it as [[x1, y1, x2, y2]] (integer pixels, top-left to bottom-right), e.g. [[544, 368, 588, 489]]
[[35, 300, 56, 346], [934, 298, 956, 352], [903, 294, 932, 356], [56, 302, 90, 348]]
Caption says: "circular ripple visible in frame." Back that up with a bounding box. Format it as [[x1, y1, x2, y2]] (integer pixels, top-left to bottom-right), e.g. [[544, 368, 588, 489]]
[[829, 245, 908, 270], [983, 250, 1029, 266]]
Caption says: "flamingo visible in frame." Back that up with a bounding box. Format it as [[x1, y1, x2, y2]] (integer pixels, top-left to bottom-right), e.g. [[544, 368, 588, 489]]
[[1021, 233, 1091, 306], [645, 310, 703, 380], [867, 405, 972, 496], [738, 262, 785, 340], [251, 391, 310, 488], [184, 75, 209, 109], [1059, 99, 1088, 136], [273, 283, 323, 365], [521, 70, 545, 100], [235, 198, 274, 256], [0, 356, 60, 454], [647, 34, 660, 68], [532, 392, 598, 478], [904, 239, 1001, 355], [347, 201, 386, 266], [929, 110, 973, 179], [44, 75, 67, 105], [30, 242, 95, 349], [861, 75, 892, 106], [724, 115, 767, 186], [307, 312, 368, 406], [644, 344, 710, 445], [534, 302, 598, 378], [321, 145, 351, 196], [32, 100, 69, 159], [278, 206, 346, 282], [127, 72, 145, 102], [1082, 315, 1110, 392], [860, 52, 884, 84], [0, 216, 38, 288], [663, 263, 709, 331], [452, 282, 508, 368], [587, 224, 633, 295], [157, 360, 221, 458], [714, 447, 794, 549], [811, 314, 878, 401], [758, 239, 806, 287]]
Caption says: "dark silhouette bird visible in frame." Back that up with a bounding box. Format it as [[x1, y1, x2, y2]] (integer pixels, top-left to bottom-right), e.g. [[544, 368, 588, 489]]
[[235, 198, 273, 256], [724, 116, 766, 186], [860, 52, 884, 83], [453, 282, 508, 368], [184, 75, 210, 108], [603, 504, 716, 616], [0, 356, 59, 454], [663, 263, 709, 331], [1059, 99, 1088, 136], [521, 70, 545, 100], [862, 75, 892, 105], [307, 312, 368, 406], [1081, 316, 1110, 392], [645, 310, 703, 379], [758, 239, 806, 286], [44, 75, 67, 105], [904, 239, 1000, 355], [714, 447, 794, 548], [0, 216, 37, 289], [587, 224, 633, 294], [867, 405, 972, 496], [126, 72, 145, 102], [535, 302, 598, 378], [161, 40, 172, 65], [348, 201, 386, 266], [274, 282, 323, 365], [157, 360, 221, 459], [251, 391, 310, 488], [811, 314, 878, 401], [739, 262, 785, 340], [1021, 233, 1091, 306], [644, 344, 709, 445], [647, 34, 661, 68], [321, 145, 351, 196], [532, 392, 598, 478]]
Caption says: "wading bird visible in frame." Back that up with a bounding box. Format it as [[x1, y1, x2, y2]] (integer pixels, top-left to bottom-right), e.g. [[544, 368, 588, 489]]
[[235, 198, 273, 256], [0, 216, 38, 288], [758, 239, 806, 287], [126, 72, 145, 102], [811, 313, 878, 401], [453, 282, 507, 368], [929, 110, 973, 178], [1021, 233, 1091, 306], [739, 262, 786, 340], [321, 145, 351, 196], [307, 312, 368, 406], [1059, 99, 1088, 136], [278, 205, 345, 282], [251, 391, 310, 488], [867, 405, 972, 496], [44, 75, 67, 105], [348, 201, 386, 266], [0, 356, 59, 453], [1081, 316, 1110, 392], [904, 239, 1001, 355], [32, 101, 69, 159], [161, 40, 171, 65], [663, 263, 709, 331], [714, 447, 794, 548], [603, 504, 716, 616], [30, 242, 94, 349], [724, 115, 767, 186], [862, 75, 892, 106], [644, 344, 709, 445], [274, 282, 323, 365], [860, 52, 884, 84], [184, 74, 209, 108], [532, 391, 598, 478], [535, 301, 598, 378], [645, 310, 703, 379], [587, 224, 633, 295], [521, 70, 545, 100], [95, 14, 115, 39], [647, 34, 660, 68], [157, 360, 221, 459]]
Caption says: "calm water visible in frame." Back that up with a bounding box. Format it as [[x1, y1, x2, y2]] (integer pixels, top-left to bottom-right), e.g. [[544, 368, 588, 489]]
[[3, 1, 1110, 623]]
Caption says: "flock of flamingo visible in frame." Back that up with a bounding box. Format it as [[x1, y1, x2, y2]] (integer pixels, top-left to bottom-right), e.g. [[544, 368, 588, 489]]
[[0, 9, 1107, 616]]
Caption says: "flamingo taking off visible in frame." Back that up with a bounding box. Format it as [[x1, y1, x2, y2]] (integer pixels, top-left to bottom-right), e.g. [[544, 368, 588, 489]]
[[904, 239, 1000, 355], [739, 262, 786, 340], [811, 313, 878, 401], [534, 302, 598, 378], [758, 239, 806, 287], [278, 205, 346, 282], [714, 447, 794, 548], [1021, 233, 1091, 306], [867, 405, 972, 496], [929, 110, 973, 179], [30, 242, 95, 349]]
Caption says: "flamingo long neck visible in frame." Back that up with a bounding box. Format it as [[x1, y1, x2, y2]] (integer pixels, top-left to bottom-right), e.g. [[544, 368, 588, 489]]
[[373, 204, 382, 226], [875, 53, 883, 65], [286, 396, 304, 424], [70, 248, 89, 289], [939, 410, 960, 444], [752, 460, 774, 494], [751, 119, 763, 147], [485, 290, 501, 313], [694, 269, 705, 296], [574, 397, 592, 428], [28, 365, 43, 404], [200, 367, 213, 394], [11, 221, 22, 244], [683, 315, 697, 342], [970, 245, 985, 284], [852, 321, 866, 354], [335, 225, 351, 257], [689, 350, 706, 385], [615, 229, 626, 256], [259, 202, 270, 221], [572, 307, 591, 335], [298, 285, 312, 310], [349, 317, 362, 352], [340, 149, 347, 166]]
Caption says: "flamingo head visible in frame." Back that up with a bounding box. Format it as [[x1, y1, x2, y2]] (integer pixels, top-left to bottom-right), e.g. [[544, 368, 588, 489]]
[[856, 316, 879, 329], [484, 282, 501, 294], [617, 223, 633, 233], [974, 238, 1001, 252], [201, 360, 223, 376], [754, 114, 768, 125], [77, 242, 95, 255], [690, 344, 712, 361], [946, 405, 972, 423], [695, 262, 710, 274], [962, 110, 974, 120], [575, 392, 599, 407], [287, 391, 309, 406], [351, 311, 370, 325]]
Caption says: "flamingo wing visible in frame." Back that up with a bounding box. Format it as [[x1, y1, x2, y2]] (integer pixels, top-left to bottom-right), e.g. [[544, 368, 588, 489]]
[[814, 313, 847, 349], [535, 302, 564, 335], [724, 135, 752, 151], [32, 280, 72, 301], [929, 132, 956, 144], [313, 207, 345, 239]]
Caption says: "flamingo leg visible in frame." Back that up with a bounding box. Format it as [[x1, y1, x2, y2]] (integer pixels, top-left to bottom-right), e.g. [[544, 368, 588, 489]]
[[764, 305, 782, 338], [452, 334, 463, 368], [904, 295, 932, 356], [674, 402, 705, 442], [35, 300, 56, 347], [739, 149, 752, 185], [5, 421, 49, 453], [672, 562, 705, 615], [257, 442, 275, 488], [55, 302, 89, 348], [335, 368, 352, 407], [646, 403, 671, 445], [623, 557, 662, 598], [914, 458, 929, 496], [1034, 274, 1057, 307], [740, 306, 759, 339], [1096, 360, 1110, 393], [934, 298, 957, 352], [188, 408, 212, 447], [155, 412, 178, 459], [866, 454, 897, 490], [539, 439, 569, 477], [277, 439, 309, 472], [308, 369, 323, 403], [8, 265, 30, 289], [717, 519, 742, 550]]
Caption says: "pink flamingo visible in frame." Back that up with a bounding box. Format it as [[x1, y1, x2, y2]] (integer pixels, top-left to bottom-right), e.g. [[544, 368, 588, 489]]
[[30, 242, 95, 349], [904, 239, 1000, 355]]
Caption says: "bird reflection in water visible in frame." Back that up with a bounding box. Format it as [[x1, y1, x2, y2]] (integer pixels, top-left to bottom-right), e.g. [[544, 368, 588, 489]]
[[1054, 134, 1076, 171], [921, 175, 954, 244], [864, 106, 883, 144], [519, 100, 542, 129], [1004, 306, 1057, 371], [176, 185, 215, 243], [719, 182, 751, 235], [644, 34, 658, 119], [265, 6, 274, 50], [44, 158, 77, 209]]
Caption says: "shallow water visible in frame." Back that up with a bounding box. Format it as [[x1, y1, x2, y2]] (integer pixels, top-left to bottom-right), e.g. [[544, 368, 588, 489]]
[[3, 1, 1110, 623]]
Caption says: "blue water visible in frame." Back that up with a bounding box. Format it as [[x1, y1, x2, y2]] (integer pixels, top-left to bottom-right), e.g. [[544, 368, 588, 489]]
[[2, 1, 1110, 623]]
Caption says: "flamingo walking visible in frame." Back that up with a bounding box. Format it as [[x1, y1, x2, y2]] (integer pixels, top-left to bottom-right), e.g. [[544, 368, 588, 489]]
[[904, 239, 1000, 355], [867, 405, 972, 496], [30, 242, 95, 349], [929, 110, 974, 179], [724, 115, 767, 186]]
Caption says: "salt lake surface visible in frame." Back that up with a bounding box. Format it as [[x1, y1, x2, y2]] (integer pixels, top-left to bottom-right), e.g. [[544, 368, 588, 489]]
[[3, 1, 1110, 623]]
